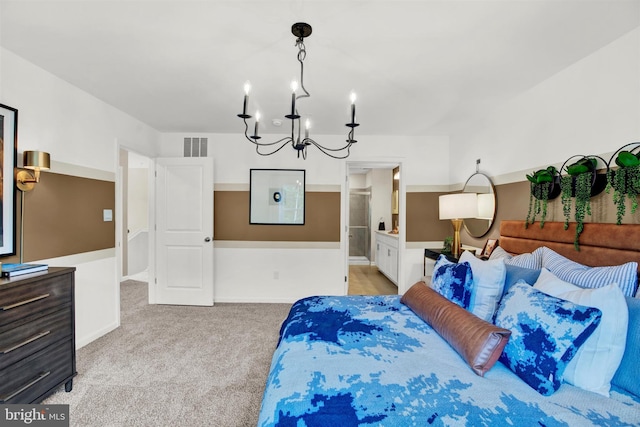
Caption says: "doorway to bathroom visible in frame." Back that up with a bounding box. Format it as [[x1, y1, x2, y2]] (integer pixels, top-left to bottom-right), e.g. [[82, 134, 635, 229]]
[[346, 163, 401, 296]]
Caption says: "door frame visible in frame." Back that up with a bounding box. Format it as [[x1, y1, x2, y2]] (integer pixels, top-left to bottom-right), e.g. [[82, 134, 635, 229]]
[[343, 159, 405, 295], [115, 143, 156, 304]]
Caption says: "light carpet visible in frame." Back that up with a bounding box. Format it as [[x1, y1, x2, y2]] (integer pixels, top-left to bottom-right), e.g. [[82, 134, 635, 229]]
[[43, 280, 291, 427]]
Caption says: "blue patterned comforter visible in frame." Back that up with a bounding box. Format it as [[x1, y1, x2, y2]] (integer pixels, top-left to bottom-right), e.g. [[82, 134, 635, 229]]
[[258, 295, 640, 426]]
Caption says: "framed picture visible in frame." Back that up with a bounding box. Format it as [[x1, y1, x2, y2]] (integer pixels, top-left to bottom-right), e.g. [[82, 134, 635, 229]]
[[0, 104, 17, 256], [481, 238, 498, 258], [250, 169, 305, 225]]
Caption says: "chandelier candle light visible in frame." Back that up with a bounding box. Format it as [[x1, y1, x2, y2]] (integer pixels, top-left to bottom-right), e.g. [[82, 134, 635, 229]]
[[237, 22, 360, 159]]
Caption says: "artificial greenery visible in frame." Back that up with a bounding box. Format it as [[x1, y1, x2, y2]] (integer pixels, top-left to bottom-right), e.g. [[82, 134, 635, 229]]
[[560, 157, 597, 250], [606, 150, 640, 225], [525, 166, 558, 228], [442, 236, 453, 254]]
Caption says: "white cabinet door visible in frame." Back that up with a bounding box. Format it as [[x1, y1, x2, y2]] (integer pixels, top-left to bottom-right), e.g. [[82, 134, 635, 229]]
[[376, 233, 398, 285], [389, 246, 398, 283]]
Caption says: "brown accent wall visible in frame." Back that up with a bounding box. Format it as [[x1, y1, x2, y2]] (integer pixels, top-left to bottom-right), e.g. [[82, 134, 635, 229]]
[[6, 172, 116, 263], [214, 191, 340, 242], [405, 191, 452, 242]]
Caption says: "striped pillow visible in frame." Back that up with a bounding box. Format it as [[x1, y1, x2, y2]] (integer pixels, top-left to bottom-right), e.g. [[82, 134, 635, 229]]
[[540, 247, 638, 297], [489, 246, 543, 270]]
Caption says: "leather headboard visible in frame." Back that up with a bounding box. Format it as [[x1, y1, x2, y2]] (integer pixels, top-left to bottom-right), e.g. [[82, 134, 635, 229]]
[[499, 221, 640, 274]]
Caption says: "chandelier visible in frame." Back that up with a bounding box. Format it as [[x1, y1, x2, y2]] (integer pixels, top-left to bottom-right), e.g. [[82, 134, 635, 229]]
[[237, 22, 359, 159]]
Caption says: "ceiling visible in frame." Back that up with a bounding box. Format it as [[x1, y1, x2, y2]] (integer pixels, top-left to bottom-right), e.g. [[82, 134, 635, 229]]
[[1, 1, 638, 137]]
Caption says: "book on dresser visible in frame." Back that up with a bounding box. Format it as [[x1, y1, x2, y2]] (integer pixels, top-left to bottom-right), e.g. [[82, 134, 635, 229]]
[[1, 263, 48, 278]]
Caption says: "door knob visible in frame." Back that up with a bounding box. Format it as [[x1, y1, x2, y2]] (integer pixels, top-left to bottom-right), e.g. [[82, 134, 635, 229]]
[[204, 237, 211, 242]]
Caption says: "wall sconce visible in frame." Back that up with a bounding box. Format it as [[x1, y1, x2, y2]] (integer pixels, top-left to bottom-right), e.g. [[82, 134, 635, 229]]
[[17, 151, 51, 192], [439, 193, 478, 257], [16, 150, 51, 263]]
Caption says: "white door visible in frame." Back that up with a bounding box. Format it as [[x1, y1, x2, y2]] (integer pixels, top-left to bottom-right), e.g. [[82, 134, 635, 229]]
[[155, 157, 214, 306]]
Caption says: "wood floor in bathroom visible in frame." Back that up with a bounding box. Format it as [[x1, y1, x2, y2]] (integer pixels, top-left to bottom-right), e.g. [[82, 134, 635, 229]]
[[348, 265, 398, 295]]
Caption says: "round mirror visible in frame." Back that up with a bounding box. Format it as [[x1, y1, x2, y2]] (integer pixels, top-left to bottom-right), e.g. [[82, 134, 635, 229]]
[[462, 172, 496, 238]]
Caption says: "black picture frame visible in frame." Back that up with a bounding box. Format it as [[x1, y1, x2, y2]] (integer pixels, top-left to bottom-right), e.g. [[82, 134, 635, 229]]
[[250, 169, 305, 225], [0, 103, 17, 256]]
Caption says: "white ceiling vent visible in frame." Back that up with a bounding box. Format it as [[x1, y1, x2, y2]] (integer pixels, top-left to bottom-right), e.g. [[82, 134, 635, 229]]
[[184, 137, 208, 157]]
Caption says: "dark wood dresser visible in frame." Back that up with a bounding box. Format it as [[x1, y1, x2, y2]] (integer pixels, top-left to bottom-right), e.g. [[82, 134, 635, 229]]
[[0, 267, 76, 403]]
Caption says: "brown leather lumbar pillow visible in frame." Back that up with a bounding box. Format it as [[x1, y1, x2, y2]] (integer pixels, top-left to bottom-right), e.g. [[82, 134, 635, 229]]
[[401, 282, 511, 376]]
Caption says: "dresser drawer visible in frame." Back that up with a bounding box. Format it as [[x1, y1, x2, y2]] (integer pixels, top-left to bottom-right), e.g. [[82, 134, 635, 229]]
[[0, 308, 72, 370], [0, 339, 73, 404], [0, 274, 72, 327]]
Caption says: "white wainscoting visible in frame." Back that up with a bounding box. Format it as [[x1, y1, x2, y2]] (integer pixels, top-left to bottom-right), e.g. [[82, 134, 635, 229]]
[[214, 243, 344, 303], [38, 249, 119, 349]]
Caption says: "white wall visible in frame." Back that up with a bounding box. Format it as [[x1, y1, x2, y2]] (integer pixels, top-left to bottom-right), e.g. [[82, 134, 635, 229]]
[[159, 132, 449, 302], [127, 167, 149, 234], [1, 47, 160, 348], [451, 28, 640, 186]]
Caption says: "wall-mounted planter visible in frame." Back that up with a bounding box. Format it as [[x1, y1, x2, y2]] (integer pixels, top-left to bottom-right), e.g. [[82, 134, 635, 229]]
[[560, 155, 608, 250], [606, 142, 640, 225], [531, 176, 561, 201], [562, 170, 608, 198], [525, 167, 559, 228]]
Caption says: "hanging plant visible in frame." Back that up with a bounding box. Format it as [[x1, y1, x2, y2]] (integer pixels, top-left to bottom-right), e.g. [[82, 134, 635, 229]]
[[606, 147, 640, 225], [560, 156, 599, 250], [525, 166, 558, 228]]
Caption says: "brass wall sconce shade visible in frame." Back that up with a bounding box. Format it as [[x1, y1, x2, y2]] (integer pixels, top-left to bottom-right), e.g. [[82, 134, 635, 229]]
[[439, 193, 478, 257], [17, 151, 51, 192]]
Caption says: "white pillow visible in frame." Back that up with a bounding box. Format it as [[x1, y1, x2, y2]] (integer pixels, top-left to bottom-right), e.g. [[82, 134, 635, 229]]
[[459, 251, 506, 322], [533, 268, 628, 397]]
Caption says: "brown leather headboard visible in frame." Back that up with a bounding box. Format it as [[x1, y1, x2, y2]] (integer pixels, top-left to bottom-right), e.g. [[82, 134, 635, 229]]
[[499, 221, 640, 274]]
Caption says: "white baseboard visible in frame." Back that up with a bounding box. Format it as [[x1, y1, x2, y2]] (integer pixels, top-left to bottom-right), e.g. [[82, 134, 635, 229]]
[[76, 321, 119, 349]]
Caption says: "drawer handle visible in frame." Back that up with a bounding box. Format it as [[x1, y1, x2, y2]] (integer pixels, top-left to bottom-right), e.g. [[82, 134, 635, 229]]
[[1, 330, 51, 354], [0, 371, 51, 403], [1, 293, 50, 311]]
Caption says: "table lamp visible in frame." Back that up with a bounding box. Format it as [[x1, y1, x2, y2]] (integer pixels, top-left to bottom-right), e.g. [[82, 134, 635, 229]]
[[439, 193, 478, 257]]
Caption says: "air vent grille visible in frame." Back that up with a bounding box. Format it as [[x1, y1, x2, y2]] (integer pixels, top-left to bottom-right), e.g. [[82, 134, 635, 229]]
[[184, 137, 208, 157]]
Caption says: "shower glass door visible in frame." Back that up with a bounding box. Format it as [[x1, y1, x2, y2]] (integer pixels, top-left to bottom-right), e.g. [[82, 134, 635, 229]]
[[349, 190, 371, 261]]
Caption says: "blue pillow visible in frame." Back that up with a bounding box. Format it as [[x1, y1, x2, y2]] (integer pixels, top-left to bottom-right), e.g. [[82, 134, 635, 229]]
[[495, 282, 602, 396], [430, 255, 473, 309], [503, 264, 541, 297], [611, 296, 640, 397], [540, 247, 638, 297]]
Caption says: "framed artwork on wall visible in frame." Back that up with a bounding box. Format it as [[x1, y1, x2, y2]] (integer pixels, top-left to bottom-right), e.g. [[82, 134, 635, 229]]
[[0, 104, 17, 256], [481, 238, 498, 258], [250, 169, 305, 225]]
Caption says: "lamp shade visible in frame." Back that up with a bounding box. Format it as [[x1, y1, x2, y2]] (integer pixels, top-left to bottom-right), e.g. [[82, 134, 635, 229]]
[[24, 151, 51, 170], [477, 193, 495, 220], [439, 193, 479, 220]]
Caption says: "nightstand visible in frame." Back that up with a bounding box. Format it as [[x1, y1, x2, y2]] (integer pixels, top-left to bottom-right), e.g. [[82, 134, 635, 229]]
[[423, 249, 460, 276]]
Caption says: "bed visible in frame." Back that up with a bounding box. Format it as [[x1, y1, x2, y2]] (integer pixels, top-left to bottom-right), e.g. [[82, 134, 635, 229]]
[[258, 221, 640, 426]]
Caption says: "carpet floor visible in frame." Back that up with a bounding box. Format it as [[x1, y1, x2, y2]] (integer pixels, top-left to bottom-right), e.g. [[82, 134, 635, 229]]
[[43, 281, 292, 427]]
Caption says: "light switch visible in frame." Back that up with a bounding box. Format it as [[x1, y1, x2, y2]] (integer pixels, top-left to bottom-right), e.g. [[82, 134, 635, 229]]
[[103, 209, 113, 222]]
